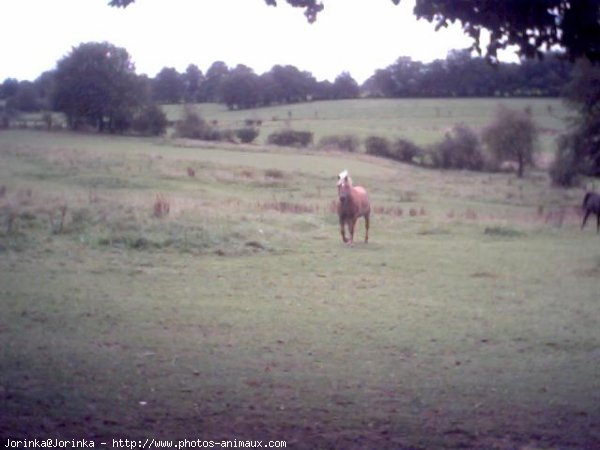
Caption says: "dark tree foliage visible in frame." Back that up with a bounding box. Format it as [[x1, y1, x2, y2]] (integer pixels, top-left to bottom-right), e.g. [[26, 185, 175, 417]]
[[268, 65, 316, 103], [364, 51, 572, 98], [0, 78, 19, 99], [430, 124, 485, 171], [108, 0, 134, 6], [551, 60, 600, 184], [267, 129, 313, 147], [132, 103, 168, 136], [332, 72, 360, 99], [264, 0, 323, 23], [109, 0, 600, 63], [53, 42, 143, 132], [7, 81, 40, 112], [34, 71, 57, 110], [274, 0, 600, 63], [145, 54, 567, 110], [183, 64, 205, 103], [220, 65, 261, 110], [312, 79, 336, 101], [152, 67, 185, 104], [200, 61, 229, 103], [410, 0, 600, 63]]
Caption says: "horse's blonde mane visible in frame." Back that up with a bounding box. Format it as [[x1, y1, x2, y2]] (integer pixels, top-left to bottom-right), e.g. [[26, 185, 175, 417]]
[[338, 170, 352, 186]]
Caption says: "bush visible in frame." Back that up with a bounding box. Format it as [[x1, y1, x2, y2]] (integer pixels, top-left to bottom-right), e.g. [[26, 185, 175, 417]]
[[265, 168, 285, 179], [429, 124, 485, 170], [319, 134, 360, 152], [175, 108, 221, 141], [132, 104, 168, 136], [365, 136, 392, 158], [482, 105, 538, 177], [267, 130, 313, 147], [393, 138, 423, 163], [365, 136, 424, 164], [550, 134, 582, 186], [235, 127, 260, 144], [219, 129, 236, 143]]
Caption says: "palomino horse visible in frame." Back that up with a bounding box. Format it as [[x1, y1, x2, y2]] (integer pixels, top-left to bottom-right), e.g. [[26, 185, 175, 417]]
[[581, 191, 600, 232], [337, 170, 370, 245]]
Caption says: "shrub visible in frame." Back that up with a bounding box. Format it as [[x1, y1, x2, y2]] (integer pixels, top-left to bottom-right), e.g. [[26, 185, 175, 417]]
[[175, 108, 220, 141], [365, 136, 392, 158], [267, 130, 313, 147], [393, 138, 423, 163], [219, 129, 236, 143], [365, 136, 424, 164], [550, 134, 582, 186], [319, 134, 360, 152], [244, 119, 262, 127], [429, 124, 485, 170], [132, 104, 168, 136], [235, 127, 260, 144], [482, 105, 539, 177], [265, 168, 285, 179]]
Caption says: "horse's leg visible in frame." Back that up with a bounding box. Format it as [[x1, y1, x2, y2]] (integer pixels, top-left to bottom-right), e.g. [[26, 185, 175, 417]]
[[596, 212, 600, 233], [364, 213, 370, 243], [339, 218, 348, 243], [582, 210, 591, 229], [348, 217, 357, 246]]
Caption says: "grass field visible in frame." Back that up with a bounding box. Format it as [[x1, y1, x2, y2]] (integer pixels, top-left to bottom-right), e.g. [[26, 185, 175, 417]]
[[164, 97, 569, 153], [1, 98, 599, 450]]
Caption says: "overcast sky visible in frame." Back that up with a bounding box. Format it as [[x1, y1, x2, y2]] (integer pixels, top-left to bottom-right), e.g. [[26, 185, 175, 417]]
[[1, 0, 514, 84]]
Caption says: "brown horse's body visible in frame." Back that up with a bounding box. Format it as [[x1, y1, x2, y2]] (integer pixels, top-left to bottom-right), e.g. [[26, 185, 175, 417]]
[[337, 170, 370, 245]]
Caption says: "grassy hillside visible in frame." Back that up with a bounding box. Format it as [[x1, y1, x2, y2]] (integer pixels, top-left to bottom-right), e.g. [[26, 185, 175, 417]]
[[0, 126, 598, 449], [164, 98, 569, 152]]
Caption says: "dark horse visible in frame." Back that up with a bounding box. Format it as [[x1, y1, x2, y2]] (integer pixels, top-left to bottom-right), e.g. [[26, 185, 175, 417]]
[[581, 192, 600, 232], [337, 170, 370, 245]]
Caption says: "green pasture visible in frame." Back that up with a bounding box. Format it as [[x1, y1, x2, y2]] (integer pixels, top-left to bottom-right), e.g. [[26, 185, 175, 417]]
[[0, 120, 598, 449], [164, 97, 569, 152]]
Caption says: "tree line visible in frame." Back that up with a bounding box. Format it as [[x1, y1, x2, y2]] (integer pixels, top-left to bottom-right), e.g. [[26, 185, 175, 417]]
[[364, 50, 572, 98], [0, 40, 597, 185], [1, 41, 574, 120]]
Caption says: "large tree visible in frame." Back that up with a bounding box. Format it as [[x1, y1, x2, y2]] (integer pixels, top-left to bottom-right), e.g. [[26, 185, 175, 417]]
[[109, 0, 600, 63], [268, 65, 315, 103], [53, 42, 143, 131], [152, 67, 184, 104], [199, 61, 229, 103], [332, 72, 360, 99], [220, 65, 261, 110]]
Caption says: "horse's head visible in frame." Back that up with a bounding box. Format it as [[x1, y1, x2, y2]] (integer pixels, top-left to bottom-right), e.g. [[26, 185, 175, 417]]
[[337, 170, 352, 202]]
